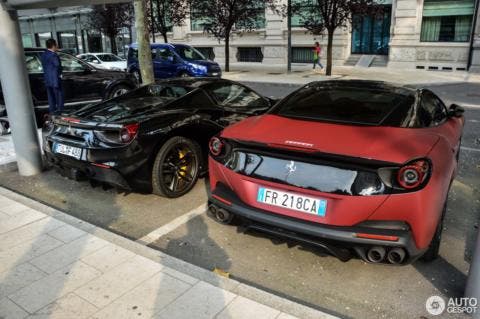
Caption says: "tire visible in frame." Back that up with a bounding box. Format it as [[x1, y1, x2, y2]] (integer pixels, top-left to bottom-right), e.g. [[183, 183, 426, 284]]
[[151, 136, 202, 198], [108, 84, 130, 99], [421, 202, 447, 262], [0, 120, 9, 136]]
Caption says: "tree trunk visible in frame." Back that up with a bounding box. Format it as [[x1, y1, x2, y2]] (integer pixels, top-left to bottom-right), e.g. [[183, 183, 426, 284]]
[[224, 34, 230, 72], [133, 0, 155, 84], [162, 31, 168, 43], [109, 35, 118, 55], [326, 28, 334, 76]]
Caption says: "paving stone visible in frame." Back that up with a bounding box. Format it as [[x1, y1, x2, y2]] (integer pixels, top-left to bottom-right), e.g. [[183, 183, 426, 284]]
[[154, 281, 236, 319], [0, 195, 17, 209], [0, 297, 28, 319], [0, 209, 46, 234], [26, 293, 98, 319], [8, 261, 102, 313], [0, 263, 46, 299], [30, 235, 109, 274], [75, 255, 162, 308], [48, 224, 86, 243], [216, 296, 280, 319], [0, 235, 63, 274], [0, 217, 65, 252], [80, 244, 135, 273], [91, 272, 191, 319]]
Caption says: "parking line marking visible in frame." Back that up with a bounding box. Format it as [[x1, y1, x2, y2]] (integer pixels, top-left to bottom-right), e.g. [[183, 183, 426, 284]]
[[136, 204, 207, 245], [461, 146, 480, 153]]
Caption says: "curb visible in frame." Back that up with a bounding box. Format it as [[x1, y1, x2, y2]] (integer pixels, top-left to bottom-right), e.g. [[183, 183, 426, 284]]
[[0, 186, 340, 319]]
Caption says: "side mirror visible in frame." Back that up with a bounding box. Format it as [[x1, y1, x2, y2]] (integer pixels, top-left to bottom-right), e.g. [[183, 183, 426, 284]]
[[167, 56, 174, 63], [448, 104, 465, 118]]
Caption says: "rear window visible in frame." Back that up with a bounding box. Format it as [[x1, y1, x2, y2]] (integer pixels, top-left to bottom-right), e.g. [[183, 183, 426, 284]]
[[272, 84, 415, 126], [97, 54, 123, 62]]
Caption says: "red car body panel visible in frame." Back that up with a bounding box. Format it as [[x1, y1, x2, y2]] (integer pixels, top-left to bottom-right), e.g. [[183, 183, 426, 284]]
[[209, 113, 464, 251]]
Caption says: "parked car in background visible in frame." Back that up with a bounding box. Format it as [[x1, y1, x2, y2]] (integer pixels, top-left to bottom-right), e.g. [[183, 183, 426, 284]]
[[77, 53, 127, 71], [208, 80, 464, 265], [127, 43, 221, 83], [0, 48, 137, 127], [42, 78, 274, 197]]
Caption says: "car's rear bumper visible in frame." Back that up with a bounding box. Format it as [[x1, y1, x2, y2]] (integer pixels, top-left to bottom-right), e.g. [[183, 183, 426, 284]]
[[209, 183, 426, 264], [43, 139, 148, 189]]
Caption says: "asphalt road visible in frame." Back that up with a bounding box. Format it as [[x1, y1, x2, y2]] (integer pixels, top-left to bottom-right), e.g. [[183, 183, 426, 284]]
[[1, 81, 479, 319]]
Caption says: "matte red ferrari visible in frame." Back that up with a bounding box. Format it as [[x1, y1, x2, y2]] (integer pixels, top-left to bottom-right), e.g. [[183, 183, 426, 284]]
[[207, 80, 464, 265]]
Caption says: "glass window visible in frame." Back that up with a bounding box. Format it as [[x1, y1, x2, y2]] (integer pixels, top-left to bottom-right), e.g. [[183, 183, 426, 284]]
[[418, 91, 447, 127], [58, 31, 78, 55], [236, 47, 263, 62], [190, 9, 211, 31], [174, 46, 205, 60], [24, 53, 43, 74], [195, 47, 215, 60], [421, 0, 474, 42], [155, 47, 176, 61], [291, 0, 321, 28], [35, 32, 52, 47], [22, 34, 34, 48], [272, 85, 415, 126], [292, 47, 314, 63], [237, 3, 266, 29], [208, 83, 268, 108], [58, 53, 87, 72], [96, 54, 123, 62]]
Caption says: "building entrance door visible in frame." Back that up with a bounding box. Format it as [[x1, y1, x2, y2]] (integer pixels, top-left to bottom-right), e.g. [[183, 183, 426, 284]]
[[351, 6, 392, 55]]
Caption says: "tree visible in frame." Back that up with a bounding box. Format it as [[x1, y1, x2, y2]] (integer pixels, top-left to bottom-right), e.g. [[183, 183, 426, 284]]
[[291, 0, 383, 76], [87, 3, 134, 55], [134, 0, 155, 84], [150, 0, 188, 43], [189, 0, 279, 72]]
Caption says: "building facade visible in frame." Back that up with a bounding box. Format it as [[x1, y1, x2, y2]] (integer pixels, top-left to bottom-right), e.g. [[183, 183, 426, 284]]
[[18, 7, 133, 57], [18, 1, 480, 72], [174, 0, 480, 72]]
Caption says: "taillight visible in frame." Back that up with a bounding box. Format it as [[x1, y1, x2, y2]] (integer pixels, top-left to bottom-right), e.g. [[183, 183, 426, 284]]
[[120, 123, 139, 143], [397, 159, 431, 189], [209, 137, 224, 156]]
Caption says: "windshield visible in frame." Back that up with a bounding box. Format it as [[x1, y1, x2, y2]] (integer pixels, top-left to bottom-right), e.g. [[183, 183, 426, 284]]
[[73, 85, 192, 122], [174, 46, 205, 61], [97, 54, 123, 62], [271, 84, 415, 126]]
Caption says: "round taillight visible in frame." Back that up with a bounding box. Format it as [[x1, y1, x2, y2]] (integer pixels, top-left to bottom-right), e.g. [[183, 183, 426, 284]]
[[209, 137, 224, 156], [397, 160, 430, 189], [119, 123, 139, 143]]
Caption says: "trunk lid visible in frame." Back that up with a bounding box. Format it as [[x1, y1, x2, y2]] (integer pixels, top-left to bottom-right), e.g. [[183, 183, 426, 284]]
[[221, 114, 439, 164]]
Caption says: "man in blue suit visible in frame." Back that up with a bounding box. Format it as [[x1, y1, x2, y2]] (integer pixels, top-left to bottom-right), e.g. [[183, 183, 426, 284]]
[[40, 39, 64, 113]]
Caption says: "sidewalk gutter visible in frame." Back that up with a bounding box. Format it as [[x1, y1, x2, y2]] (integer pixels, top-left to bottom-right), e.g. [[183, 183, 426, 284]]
[[0, 186, 341, 319]]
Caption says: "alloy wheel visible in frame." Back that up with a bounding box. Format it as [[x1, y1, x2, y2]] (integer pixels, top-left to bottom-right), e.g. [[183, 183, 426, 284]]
[[160, 143, 198, 194]]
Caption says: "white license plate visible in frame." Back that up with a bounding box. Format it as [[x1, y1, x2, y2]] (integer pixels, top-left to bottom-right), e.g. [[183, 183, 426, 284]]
[[54, 143, 82, 159], [257, 187, 327, 216]]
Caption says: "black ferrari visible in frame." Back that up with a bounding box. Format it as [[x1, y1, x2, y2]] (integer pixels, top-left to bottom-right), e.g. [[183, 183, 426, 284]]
[[42, 78, 274, 197]]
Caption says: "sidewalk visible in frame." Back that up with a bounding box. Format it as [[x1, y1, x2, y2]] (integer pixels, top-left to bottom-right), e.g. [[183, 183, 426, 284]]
[[222, 63, 480, 86], [0, 187, 337, 319]]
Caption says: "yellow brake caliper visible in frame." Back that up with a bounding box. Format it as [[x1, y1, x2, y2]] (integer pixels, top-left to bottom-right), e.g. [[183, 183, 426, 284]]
[[178, 149, 187, 177]]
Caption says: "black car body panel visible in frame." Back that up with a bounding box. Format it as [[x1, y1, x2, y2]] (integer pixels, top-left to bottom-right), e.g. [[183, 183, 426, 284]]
[[42, 78, 273, 192], [0, 48, 137, 124]]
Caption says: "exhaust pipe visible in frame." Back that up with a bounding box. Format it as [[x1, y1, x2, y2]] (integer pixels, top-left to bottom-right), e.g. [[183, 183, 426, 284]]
[[387, 248, 406, 264], [210, 205, 233, 224], [367, 246, 386, 263]]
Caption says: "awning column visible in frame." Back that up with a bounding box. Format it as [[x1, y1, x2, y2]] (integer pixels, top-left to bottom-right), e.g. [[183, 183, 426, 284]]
[[0, 2, 43, 176]]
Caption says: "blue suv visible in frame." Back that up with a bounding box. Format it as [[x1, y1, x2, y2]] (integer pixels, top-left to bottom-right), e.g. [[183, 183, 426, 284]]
[[127, 43, 221, 82]]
